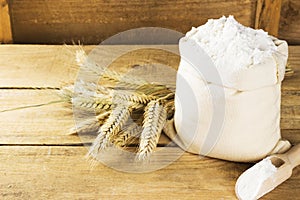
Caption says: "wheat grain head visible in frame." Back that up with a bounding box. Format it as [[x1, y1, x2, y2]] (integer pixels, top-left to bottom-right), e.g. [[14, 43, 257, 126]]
[[112, 123, 143, 148], [136, 100, 167, 161], [87, 105, 133, 159]]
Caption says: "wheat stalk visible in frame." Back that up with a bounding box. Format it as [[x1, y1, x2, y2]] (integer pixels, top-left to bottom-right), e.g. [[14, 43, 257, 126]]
[[136, 100, 167, 161], [59, 86, 112, 114], [76, 50, 147, 89], [87, 105, 133, 158], [75, 80, 112, 96], [58, 85, 74, 103], [69, 111, 111, 135], [69, 117, 100, 135]]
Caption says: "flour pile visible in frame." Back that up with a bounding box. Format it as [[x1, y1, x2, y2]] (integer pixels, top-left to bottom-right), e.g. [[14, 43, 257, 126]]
[[181, 16, 286, 90], [187, 16, 277, 70]]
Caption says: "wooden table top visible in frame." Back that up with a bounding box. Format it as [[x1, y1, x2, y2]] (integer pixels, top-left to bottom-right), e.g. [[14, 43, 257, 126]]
[[0, 45, 299, 199]]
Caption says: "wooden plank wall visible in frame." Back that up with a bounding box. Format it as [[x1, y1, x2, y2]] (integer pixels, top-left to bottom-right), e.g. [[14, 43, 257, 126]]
[[0, 0, 299, 44], [279, 0, 300, 44], [7, 0, 257, 44], [255, 0, 282, 37]]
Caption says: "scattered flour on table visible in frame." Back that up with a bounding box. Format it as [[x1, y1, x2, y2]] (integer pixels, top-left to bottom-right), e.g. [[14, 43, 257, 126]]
[[185, 15, 277, 71], [236, 158, 277, 200]]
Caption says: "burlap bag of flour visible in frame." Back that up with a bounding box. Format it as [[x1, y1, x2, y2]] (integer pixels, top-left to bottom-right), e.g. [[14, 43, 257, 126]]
[[164, 17, 291, 162]]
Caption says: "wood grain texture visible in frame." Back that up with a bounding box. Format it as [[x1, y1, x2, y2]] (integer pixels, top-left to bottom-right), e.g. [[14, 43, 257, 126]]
[[0, 89, 172, 146], [0, 0, 12, 43], [0, 146, 299, 200], [0, 89, 299, 145], [8, 0, 257, 44], [282, 129, 300, 144], [279, 0, 300, 44], [0, 45, 91, 88], [0, 45, 179, 88], [0, 45, 299, 90], [255, 0, 282, 36], [282, 46, 300, 91]]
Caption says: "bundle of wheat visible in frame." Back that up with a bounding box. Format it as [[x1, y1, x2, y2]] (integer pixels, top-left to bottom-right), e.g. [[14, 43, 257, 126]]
[[60, 49, 175, 161]]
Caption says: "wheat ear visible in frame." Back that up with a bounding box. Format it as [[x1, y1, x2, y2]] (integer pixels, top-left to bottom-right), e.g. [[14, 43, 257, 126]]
[[136, 100, 167, 161], [88, 105, 133, 159], [72, 96, 113, 112], [112, 123, 143, 147], [114, 90, 157, 104]]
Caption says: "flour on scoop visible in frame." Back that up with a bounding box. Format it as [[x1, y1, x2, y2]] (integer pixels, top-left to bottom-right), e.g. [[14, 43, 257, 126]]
[[236, 158, 277, 200]]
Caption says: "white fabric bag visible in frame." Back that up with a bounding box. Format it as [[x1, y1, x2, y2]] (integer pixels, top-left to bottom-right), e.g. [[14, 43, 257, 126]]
[[164, 37, 291, 162]]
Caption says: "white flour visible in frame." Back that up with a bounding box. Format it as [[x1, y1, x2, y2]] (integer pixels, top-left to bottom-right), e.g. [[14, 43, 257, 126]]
[[186, 16, 277, 72], [236, 158, 277, 200]]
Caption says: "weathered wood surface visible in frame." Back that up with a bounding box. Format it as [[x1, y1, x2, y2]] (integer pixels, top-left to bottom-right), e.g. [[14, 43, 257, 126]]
[[0, 0, 12, 43], [8, 0, 257, 44], [279, 0, 300, 44], [0, 45, 180, 88], [4, 0, 300, 44], [0, 45, 299, 199], [0, 89, 172, 145], [0, 146, 300, 200], [255, 0, 282, 37]]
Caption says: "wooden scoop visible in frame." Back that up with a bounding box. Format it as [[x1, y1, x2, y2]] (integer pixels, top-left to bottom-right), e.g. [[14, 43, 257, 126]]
[[236, 144, 300, 199]]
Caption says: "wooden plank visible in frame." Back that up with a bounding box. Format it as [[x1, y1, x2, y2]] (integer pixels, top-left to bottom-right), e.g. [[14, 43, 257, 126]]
[[255, 0, 282, 36], [0, 89, 299, 145], [0, 89, 79, 145], [282, 129, 300, 144], [0, 45, 299, 90], [8, 0, 257, 44], [0, 0, 12, 43], [0, 45, 91, 88], [0, 89, 172, 145], [279, 0, 300, 45], [282, 46, 300, 91], [0, 146, 299, 199], [0, 45, 180, 88]]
